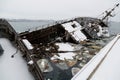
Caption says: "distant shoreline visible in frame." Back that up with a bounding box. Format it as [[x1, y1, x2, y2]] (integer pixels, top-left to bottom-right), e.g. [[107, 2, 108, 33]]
[[7, 19, 55, 22]]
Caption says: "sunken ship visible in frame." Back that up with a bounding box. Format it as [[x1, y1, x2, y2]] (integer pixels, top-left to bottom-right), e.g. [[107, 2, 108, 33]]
[[0, 3, 119, 80]]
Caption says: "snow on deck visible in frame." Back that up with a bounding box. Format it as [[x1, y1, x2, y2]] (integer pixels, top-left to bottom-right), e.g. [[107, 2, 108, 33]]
[[22, 39, 33, 50], [0, 38, 34, 80], [51, 52, 75, 60], [71, 34, 120, 80], [51, 43, 75, 60], [61, 21, 86, 42], [56, 43, 74, 51]]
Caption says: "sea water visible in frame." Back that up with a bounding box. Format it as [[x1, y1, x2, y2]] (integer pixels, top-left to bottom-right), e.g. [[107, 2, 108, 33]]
[[9, 21, 54, 33], [9, 21, 120, 35]]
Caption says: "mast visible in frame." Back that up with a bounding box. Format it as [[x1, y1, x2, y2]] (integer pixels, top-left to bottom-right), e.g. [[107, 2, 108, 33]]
[[101, 3, 119, 21]]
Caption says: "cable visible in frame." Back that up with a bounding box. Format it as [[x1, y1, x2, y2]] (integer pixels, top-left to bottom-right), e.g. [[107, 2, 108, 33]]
[[11, 47, 19, 58]]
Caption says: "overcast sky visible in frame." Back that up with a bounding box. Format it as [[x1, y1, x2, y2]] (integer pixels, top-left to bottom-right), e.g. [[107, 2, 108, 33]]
[[0, 0, 120, 21]]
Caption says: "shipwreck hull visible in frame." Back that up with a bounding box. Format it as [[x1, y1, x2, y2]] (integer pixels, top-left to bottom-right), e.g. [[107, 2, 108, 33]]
[[19, 17, 109, 43], [18, 17, 110, 80]]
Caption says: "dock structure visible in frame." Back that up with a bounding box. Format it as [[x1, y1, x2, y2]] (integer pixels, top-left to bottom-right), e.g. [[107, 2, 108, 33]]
[[72, 34, 120, 80]]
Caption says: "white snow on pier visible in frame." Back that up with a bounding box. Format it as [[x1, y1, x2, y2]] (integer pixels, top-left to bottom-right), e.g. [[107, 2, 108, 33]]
[[0, 38, 34, 80]]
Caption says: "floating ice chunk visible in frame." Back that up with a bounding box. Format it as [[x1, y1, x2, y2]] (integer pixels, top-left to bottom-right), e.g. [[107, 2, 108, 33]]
[[37, 59, 53, 72], [72, 67, 80, 76]]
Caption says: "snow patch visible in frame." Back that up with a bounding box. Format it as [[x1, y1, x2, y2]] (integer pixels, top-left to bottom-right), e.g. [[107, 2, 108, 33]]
[[56, 43, 74, 51], [61, 21, 87, 42], [22, 39, 33, 50], [51, 52, 75, 60]]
